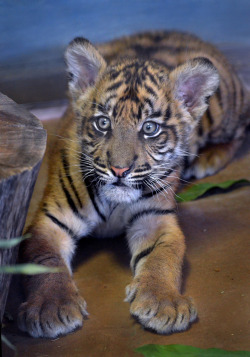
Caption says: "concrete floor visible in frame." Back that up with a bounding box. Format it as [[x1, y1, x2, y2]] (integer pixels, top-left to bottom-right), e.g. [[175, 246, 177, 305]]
[[2, 118, 250, 357]]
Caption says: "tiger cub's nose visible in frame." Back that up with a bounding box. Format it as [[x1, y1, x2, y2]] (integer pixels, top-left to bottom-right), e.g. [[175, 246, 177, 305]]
[[111, 166, 131, 178]]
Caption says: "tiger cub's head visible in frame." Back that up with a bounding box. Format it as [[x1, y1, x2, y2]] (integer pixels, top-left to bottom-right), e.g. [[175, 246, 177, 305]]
[[65, 37, 219, 203]]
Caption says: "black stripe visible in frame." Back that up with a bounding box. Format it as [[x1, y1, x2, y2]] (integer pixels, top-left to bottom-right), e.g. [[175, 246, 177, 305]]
[[56, 201, 62, 209], [89, 146, 99, 155], [144, 98, 153, 109], [216, 87, 222, 105], [118, 104, 125, 116], [124, 72, 133, 85], [131, 173, 148, 180], [112, 103, 118, 118], [183, 156, 190, 172], [206, 108, 213, 126], [140, 185, 168, 199], [87, 130, 94, 139], [197, 121, 203, 137], [59, 171, 80, 215], [91, 99, 97, 110], [120, 93, 140, 103], [157, 146, 173, 154], [145, 149, 162, 162], [61, 149, 82, 208], [149, 110, 162, 118], [132, 232, 166, 273], [163, 124, 178, 141], [132, 245, 155, 273], [84, 175, 106, 222], [103, 94, 117, 111], [166, 167, 174, 176], [30, 253, 46, 262], [33, 256, 61, 266], [94, 159, 106, 168], [45, 212, 77, 239], [132, 44, 197, 57], [97, 103, 107, 114], [240, 85, 245, 108], [231, 76, 237, 110], [156, 131, 169, 146], [204, 95, 211, 105], [104, 94, 117, 107], [128, 209, 174, 226], [135, 75, 142, 87], [121, 62, 138, 71], [137, 105, 142, 120], [94, 167, 109, 177], [134, 165, 151, 173], [109, 71, 120, 81], [165, 105, 172, 121], [107, 81, 123, 92], [83, 139, 95, 148], [144, 84, 156, 96], [95, 168, 109, 178], [144, 67, 159, 88]]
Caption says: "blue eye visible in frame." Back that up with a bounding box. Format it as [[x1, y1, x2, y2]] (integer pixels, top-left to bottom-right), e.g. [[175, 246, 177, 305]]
[[142, 121, 159, 136], [96, 117, 111, 131]]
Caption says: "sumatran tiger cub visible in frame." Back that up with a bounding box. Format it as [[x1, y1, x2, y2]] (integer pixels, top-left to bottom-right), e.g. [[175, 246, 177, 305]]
[[18, 31, 249, 338]]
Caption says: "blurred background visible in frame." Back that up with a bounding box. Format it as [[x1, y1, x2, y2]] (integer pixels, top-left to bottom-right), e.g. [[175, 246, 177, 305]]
[[0, 0, 249, 106]]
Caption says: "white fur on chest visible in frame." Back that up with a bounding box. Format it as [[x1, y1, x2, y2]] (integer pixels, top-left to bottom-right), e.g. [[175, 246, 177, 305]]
[[92, 204, 127, 238]]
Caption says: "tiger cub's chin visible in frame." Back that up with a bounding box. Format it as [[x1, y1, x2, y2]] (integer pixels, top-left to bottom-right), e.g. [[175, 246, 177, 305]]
[[101, 184, 142, 203]]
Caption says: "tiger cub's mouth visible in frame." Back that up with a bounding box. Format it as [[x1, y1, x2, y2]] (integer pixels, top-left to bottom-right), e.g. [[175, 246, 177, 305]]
[[91, 166, 145, 203], [101, 182, 142, 203], [112, 179, 127, 187]]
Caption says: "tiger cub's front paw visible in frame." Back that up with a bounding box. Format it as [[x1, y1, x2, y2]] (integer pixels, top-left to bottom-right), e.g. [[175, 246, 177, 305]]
[[18, 277, 88, 338], [125, 277, 197, 334]]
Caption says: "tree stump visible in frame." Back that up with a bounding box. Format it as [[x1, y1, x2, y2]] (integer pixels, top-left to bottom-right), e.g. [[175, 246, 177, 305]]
[[0, 93, 47, 322]]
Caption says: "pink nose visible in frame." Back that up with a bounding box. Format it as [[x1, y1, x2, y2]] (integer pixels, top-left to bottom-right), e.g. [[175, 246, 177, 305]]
[[111, 166, 130, 177]]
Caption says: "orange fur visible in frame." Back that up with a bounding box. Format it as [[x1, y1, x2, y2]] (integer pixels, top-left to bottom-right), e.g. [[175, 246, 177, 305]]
[[18, 31, 249, 338]]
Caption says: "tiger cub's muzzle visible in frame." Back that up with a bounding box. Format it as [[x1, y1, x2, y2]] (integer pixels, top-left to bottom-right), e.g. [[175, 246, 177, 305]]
[[110, 165, 133, 178]]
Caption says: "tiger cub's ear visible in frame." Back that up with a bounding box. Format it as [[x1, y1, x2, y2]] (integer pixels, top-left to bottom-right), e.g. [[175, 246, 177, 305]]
[[169, 57, 219, 119], [65, 37, 107, 99]]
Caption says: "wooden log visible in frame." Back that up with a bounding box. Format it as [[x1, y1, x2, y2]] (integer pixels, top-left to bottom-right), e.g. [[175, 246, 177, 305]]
[[0, 93, 47, 322]]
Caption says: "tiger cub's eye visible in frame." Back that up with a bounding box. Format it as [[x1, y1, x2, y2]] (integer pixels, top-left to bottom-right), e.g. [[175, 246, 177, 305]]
[[142, 121, 159, 136], [95, 117, 111, 131]]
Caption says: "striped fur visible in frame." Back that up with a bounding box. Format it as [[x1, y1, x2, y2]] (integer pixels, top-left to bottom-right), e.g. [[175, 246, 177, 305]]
[[18, 31, 249, 338]]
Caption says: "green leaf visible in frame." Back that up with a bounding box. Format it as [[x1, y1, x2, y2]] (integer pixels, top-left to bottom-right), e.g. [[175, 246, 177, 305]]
[[0, 264, 62, 275], [1, 334, 16, 352], [135, 344, 250, 357], [176, 179, 250, 202], [0, 234, 31, 249]]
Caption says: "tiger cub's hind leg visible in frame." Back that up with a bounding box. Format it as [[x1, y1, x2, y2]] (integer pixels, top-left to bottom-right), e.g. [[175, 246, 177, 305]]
[[183, 138, 243, 180]]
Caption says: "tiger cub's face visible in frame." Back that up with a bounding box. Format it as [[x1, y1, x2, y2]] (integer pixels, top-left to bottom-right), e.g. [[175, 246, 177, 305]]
[[65, 38, 219, 203]]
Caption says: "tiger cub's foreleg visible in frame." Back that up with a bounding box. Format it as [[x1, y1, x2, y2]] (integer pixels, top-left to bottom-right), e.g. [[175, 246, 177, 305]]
[[125, 213, 197, 334], [17, 210, 90, 338]]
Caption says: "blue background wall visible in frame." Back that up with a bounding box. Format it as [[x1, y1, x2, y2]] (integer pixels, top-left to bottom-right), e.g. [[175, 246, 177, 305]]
[[1, 0, 250, 65], [0, 0, 249, 103]]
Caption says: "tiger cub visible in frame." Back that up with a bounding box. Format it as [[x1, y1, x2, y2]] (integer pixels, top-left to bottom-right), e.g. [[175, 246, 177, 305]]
[[18, 31, 249, 338]]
